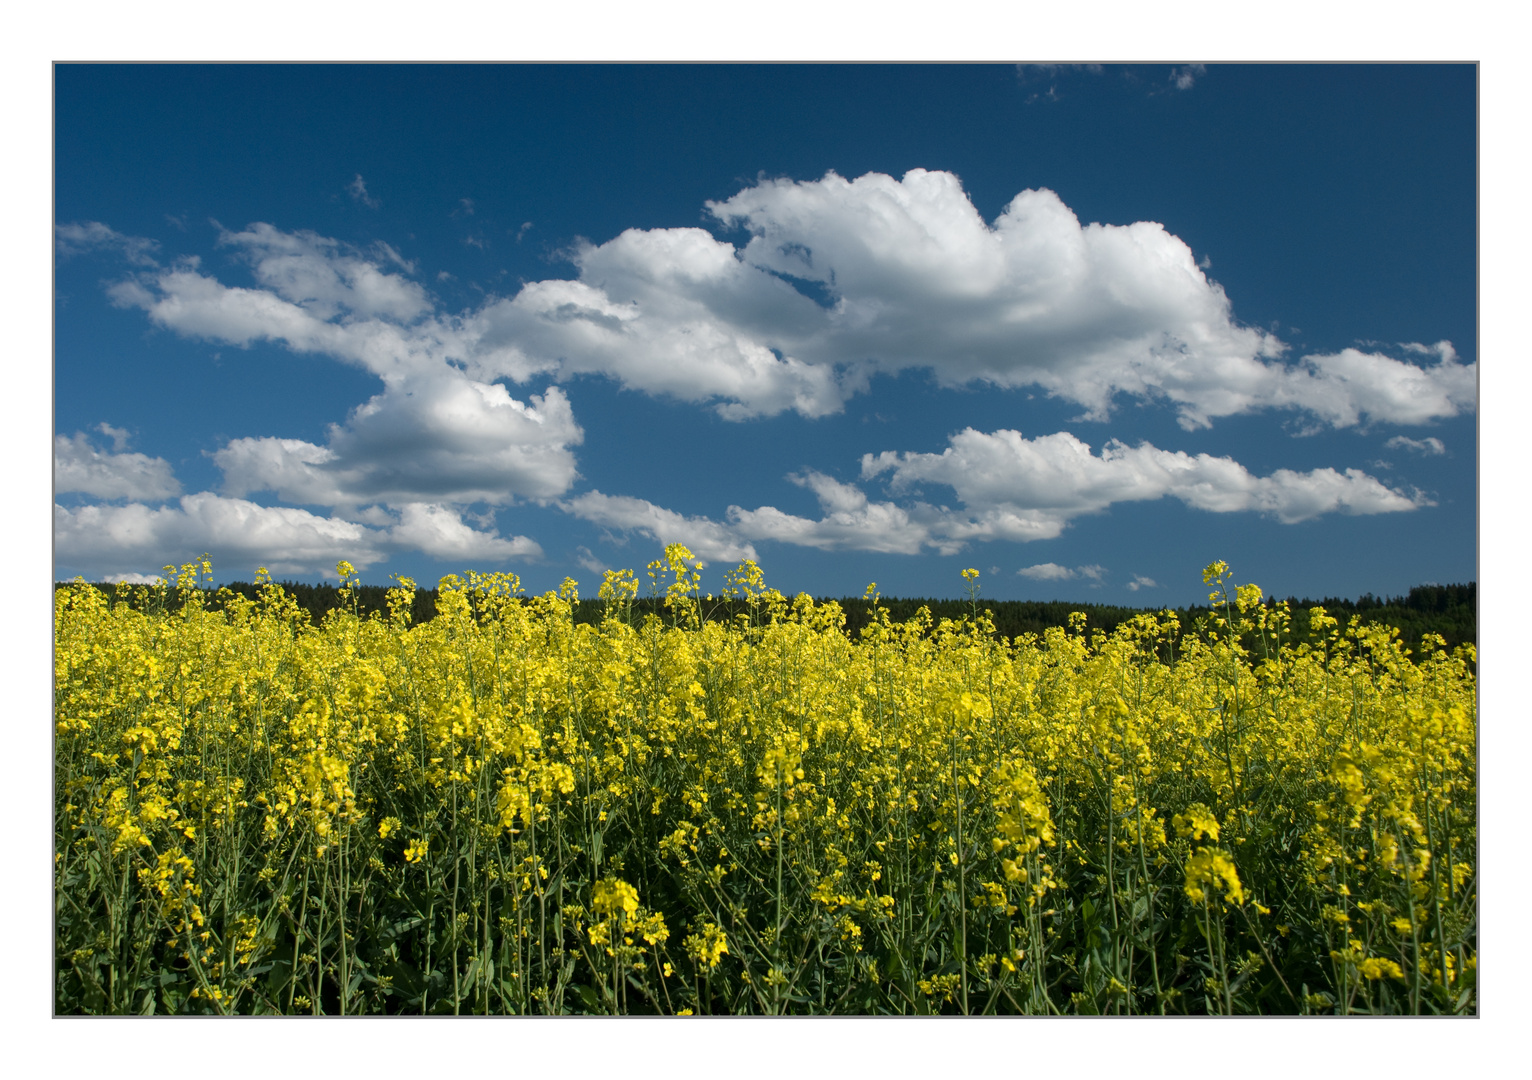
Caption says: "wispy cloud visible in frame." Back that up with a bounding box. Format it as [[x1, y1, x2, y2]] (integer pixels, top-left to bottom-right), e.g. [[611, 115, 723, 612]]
[[574, 546, 608, 576], [56, 221, 160, 266], [1385, 435, 1447, 456], [561, 491, 757, 564], [348, 174, 381, 209], [1170, 64, 1206, 91]]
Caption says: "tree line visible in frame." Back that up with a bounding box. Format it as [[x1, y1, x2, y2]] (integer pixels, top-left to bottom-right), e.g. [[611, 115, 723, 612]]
[[56, 577, 1476, 656]]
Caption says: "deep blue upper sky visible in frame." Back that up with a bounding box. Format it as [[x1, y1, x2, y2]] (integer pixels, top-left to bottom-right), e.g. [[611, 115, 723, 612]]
[[54, 64, 1477, 604]]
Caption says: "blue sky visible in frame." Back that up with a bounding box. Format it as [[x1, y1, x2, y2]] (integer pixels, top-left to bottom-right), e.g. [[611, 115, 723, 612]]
[[53, 63, 1477, 604]]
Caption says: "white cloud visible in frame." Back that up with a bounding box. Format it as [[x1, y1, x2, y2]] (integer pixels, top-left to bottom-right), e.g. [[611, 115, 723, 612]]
[[348, 174, 380, 209], [100, 197, 1471, 457], [218, 223, 429, 322], [56, 221, 160, 265], [82, 189, 1475, 433], [462, 169, 1471, 429], [1126, 575, 1158, 591], [574, 546, 608, 576], [561, 491, 758, 564], [54, 432, 181, 501], [1385, 434, 1447, 456], [1271, 343, 1474, 429], [55, 493, 387, 576], [101, 226, 585, 507], [214, 379, 581, 507], [96, 422, 132, 452], [101, 572, 166, 585], [1018, 562, 1075, 580], [1171, 64, 1206, 90], [54, 494, 540, 578], [863, 427, 1426, 537], [560, 426, 1422, 565], [728, 471, 939, 554], [384, 502, 542, 561], [476, 235, 857, 419]]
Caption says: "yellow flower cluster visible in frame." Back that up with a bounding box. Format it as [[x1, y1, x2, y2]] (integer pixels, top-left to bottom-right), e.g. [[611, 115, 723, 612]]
[[53, 551, 1475, 1015]]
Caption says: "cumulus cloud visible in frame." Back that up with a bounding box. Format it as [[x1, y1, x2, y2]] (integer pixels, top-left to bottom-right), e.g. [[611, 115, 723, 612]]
[[475, 229, 858, 419], [54, 432, 181, 501], [863, 428, 1425, 537], [561, 491, 758, 564], [1126, 575, 1158, 591], [54, 494, 539, 578], [102, 572, 166, 585], [55, 493, 386, 576], [104, 226, 532, 385], [384, 502, 542, 561], [1385, 435, 1447, 456], [214, 379, 581, 508], [466, 169, 1471, 428], [215, 223, 428, 322], [87, 184, 1473, 433], [101, 225, 585, 508], [1018, 562, 1076, 581], [77, 201, 1463, 577], [728, 471, 939, 554], [561, 426, 1424, 564], [1271, 343, 1474, 430]]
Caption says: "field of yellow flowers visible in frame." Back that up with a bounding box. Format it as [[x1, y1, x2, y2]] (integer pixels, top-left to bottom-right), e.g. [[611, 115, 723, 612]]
[[53, 548, 1476, 1015]]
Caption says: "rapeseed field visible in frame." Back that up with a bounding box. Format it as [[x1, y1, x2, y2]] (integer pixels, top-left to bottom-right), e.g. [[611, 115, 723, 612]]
[[53, 549, 1476, 1015]]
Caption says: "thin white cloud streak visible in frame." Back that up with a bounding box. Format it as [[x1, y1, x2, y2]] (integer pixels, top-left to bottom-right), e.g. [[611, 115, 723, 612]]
[[56, 221, 160, 266], [54, 433, 181, 501], [561, 491, 758, 564], [1018, 562, 1077, 581], [574, 546, 609, 576], [54, 495, 540, 578], [1385, 434, 1447, 456]]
